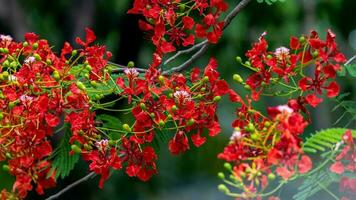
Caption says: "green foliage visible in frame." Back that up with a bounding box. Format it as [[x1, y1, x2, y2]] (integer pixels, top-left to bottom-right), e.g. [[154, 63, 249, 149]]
[[302, 128, 356, 154], [293, 169, 339, 200], [345, 64, 356, 77], [48, 124, 80, 180], [96, 114, 123, 140], [256, 0, 285, 5], [332, 93, 356, 127]]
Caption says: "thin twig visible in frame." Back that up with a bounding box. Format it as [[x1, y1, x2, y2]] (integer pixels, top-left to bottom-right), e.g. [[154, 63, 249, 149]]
[[45, 172, 96, 200], [345, 55, 356, 65], [108, 61, 147, 73], [162, 42, 208, 75], [162, 0, 252, 74]]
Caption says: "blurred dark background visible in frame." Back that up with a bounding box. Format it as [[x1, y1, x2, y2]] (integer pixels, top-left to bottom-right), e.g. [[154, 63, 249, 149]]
[[0, 0, 355, 199]]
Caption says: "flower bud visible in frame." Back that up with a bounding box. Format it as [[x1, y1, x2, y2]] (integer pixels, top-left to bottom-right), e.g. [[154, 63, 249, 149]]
[[32, 42, 39, 50], [245, 61, 251, 66], [248, 122, 256, 129], [235, 56, 242, 63], [85, 65, 92, 72], [244, 85, 251, 90], [127, 61, 135, 68], [218, 184, 230, 194], [268, 173, 276, 180], [3, 60, 9, 68], [90, 80, 98, 88], [233, 74, 243, 83], [171, 105, 178, 112], [264, 121, 271, 127], [158, 75, 165, 83], [71, 144, 82, 153], [312, 50, 319, 58], [72, 50, 78, 56], [2, 71, 9, 80], [53, 71, 60, 81], [187, 118, 195, 126], [23, 41, 29, 47], [46, 59, 52, 65], [167, 114, 172, 119], [5, 153, 11, 159], [122, 124, 131, 132], [158, 120, 165, 127], [213, 96, 221, 102], [200, 87, 206, 92], [140, 102, 146, 110], [299, 36, 306, 44], [76, 81, 86, 91], [10, 61, 17, 69], [224, 162, 232, 171], [202, 76, 209, 82], [251, 133, 259, 141], [2, 48, 9, 54], [84, 144, 92, 150], [2, 164, 9, 172], [217, 172, 225, 179], [178, 4, 185, 12], [34, 53, 41, 61], [0, 112, 3, 120]]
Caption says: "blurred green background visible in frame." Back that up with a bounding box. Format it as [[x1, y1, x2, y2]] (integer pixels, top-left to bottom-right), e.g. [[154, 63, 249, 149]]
[[0, 0, 355, 199]]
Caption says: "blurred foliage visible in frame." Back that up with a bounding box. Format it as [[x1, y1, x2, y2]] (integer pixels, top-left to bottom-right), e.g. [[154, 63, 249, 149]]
[[0, 0, 355, 199]]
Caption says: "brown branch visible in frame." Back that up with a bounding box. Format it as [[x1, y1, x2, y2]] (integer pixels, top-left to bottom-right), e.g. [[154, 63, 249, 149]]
[[45, 172, 96, 200], [162, 0, 252, 74]]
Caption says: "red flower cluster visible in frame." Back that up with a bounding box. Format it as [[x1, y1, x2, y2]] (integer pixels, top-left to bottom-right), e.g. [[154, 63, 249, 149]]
[[329, 130, 356, 200], [217, 30, 347, 198], [218, 104, 312, 197], [0, 29, 111, 199], [128, 0, 228, 58], [243, 30, 345, 109]]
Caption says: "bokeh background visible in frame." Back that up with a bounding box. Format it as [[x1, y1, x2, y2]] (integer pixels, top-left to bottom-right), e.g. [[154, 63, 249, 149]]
[[0, 0, 355, 199]]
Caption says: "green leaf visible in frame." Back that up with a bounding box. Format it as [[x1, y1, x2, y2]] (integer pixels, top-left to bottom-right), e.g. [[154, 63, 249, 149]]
[[293, 169, 339, 200], [345, 64, 356, 77], [302, 128, 356, 154], [96, 114, 123, 139], [49, 124, 79, 180]]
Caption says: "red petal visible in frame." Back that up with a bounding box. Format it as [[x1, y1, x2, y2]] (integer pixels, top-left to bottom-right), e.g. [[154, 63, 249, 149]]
[[290, 36, 300, 50], [298, 155, 312, 174], [326, 81, 339, 97], [305, 94, 323, 107], [191, 133, 206, 147], [85, 28, 96, 44], [330, 161, 345, 174]]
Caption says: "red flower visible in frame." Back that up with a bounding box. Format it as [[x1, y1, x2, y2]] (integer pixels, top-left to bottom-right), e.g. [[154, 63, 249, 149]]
[[169, 131, 189, 155]]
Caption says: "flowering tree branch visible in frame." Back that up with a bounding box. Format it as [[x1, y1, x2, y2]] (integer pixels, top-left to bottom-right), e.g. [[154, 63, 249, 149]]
[[162, 0, 252, 74], [45, 172, 96, 200]]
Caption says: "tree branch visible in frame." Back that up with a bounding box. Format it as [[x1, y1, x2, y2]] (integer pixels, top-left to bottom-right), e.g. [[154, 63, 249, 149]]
[[108, 61, 147, 73], [45, 172, 96, 200], [162, 0, 252, 74], [345, 55, 356, 65]]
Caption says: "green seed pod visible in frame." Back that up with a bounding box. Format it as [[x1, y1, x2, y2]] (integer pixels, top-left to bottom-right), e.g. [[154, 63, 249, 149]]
[[122, 124, 131, 132], [71, 144, 82, 154]]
